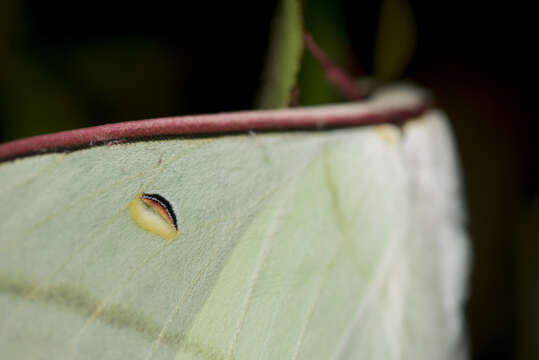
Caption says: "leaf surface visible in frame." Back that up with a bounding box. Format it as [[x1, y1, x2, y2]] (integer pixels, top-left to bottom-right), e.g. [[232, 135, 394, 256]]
[[0, 88, 469, 360]]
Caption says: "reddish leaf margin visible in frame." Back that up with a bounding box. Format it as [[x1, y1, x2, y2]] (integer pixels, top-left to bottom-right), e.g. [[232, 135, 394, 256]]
[[0, 90, 431, 162]]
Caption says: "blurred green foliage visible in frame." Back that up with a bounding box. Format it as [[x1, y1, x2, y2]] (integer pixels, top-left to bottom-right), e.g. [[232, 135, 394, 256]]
[[374, 0, 416, 80], [256, 0, 303, 108]]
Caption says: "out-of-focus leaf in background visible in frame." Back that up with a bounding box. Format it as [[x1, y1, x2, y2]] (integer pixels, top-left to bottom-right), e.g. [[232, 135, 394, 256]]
[[256, 0, 303, 109], [374, 0, 416, 81], [64, 40, 183, 123], [0, 0, 86, 139], [0, 1, 273, 141], [0, 57, 88, 140]]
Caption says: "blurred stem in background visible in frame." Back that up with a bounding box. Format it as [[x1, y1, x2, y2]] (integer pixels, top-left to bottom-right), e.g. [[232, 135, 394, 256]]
[[297, 0, 356, 105]]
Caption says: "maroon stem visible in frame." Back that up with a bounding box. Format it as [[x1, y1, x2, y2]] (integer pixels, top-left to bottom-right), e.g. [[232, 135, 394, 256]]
[[0, 96, 431, 162], [303, 33, 365, 101]]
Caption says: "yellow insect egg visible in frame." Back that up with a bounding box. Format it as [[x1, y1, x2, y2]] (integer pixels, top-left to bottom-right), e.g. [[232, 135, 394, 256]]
[[129, 192, 179, 240]]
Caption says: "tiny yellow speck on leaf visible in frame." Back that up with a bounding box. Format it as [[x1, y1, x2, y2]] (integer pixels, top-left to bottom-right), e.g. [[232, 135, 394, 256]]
[[375, 124, 401, 145]]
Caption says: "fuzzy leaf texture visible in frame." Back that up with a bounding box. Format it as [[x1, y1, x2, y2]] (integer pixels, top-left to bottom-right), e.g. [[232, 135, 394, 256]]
[[0, 88, 469, 360]]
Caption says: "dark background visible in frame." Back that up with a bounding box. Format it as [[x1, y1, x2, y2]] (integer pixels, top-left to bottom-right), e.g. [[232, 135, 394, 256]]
[[1, 1, 537, 359]]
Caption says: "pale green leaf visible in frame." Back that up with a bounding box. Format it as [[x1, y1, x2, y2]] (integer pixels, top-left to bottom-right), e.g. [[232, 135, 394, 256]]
[[0, 88, 469, 359], [256, 0, 303, 109]]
